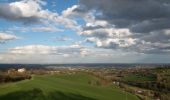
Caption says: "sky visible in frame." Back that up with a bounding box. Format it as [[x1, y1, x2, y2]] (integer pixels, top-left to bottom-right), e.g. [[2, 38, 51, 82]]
[[0, 0, 170, 64]]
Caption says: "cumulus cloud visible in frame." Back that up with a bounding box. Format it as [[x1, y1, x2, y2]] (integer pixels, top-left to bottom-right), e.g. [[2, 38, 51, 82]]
[[0, 32, 19, 43], [0, 0, 48, 23], [0, 0, 80, 31], [62, 0, 170, 54]]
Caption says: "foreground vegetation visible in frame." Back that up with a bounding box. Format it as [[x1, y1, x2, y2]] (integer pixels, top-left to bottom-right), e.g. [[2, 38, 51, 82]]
[[115, 67, 170, 100], [0, 69, 31, 83], [0, 73, 139, 100]]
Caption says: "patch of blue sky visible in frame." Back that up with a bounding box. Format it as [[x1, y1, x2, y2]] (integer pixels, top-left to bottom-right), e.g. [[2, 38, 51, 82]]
[[44, 0, 79, 14]]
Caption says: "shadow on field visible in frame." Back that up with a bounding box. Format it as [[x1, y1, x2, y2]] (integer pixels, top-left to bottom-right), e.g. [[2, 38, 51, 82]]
[[0, 88, 45, 100], [0, 88, 97, 100]]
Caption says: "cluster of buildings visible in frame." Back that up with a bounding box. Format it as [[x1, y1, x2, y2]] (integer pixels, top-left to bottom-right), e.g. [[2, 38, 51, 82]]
[[8, 68, 26, 74]]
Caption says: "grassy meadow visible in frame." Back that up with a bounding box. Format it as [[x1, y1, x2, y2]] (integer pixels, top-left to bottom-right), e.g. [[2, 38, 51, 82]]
[[0, 73, 139, 100], [123, 74, 156, 82]]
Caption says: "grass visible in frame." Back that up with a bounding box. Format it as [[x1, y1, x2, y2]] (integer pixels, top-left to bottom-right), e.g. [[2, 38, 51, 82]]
[[123, 74, 156, 82], [0, 73, 139, 100]]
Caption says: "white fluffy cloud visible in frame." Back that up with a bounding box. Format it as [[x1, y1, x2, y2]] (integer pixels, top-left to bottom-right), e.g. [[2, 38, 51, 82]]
[[0, 0, 80, 32], [0, 32, 19, 43], [0, 0, 48, 23]]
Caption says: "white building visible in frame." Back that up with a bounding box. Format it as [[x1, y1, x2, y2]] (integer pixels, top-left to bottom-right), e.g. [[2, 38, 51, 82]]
[[18, 68, 26, 73]]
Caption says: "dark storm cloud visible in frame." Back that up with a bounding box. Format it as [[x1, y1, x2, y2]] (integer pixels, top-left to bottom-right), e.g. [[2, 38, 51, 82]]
[[130, 18, 170, 33], [79, 0, 170, 33]]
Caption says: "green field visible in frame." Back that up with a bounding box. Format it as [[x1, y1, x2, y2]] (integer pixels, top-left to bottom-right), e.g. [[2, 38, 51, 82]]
[[123, 74, 156, 82], [0, 73, 139, 100]]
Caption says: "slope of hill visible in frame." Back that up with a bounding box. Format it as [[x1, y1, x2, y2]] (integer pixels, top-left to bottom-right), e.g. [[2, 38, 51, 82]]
[[0, 73, 139, 100]]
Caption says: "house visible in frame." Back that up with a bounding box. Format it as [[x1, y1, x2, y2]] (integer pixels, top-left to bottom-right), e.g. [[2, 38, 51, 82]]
[[18, 68, 26, 73]]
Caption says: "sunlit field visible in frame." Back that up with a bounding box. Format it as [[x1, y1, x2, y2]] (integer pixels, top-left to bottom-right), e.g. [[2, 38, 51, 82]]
[[0, 73, 139, 100]]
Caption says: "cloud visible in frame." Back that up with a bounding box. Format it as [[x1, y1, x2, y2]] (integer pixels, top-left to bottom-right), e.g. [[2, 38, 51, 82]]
[[62, 0, 170, 54], [0, 0, 80, 32], [1, 0, 170, 54], [0, 44, 100, 63], [79, 0, 170, 30], [9, 45, 56, 55], [9, 44, 84, 56], [0, 0, 48, 24], [31, 27, 63, 33], [9, 26, 64, 33], [0, 32, 19, 43], [5, 44, 122, 58], [52, 36, 72, 42], [1, 44, 170, 63]]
